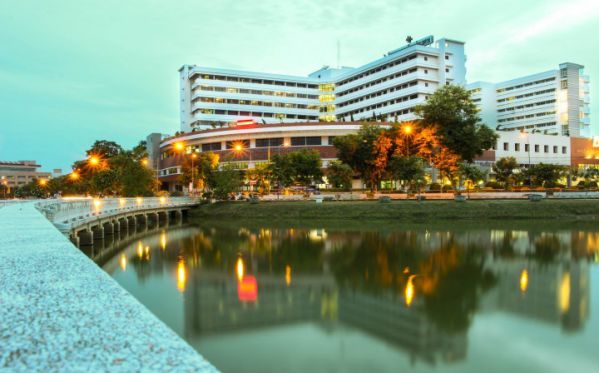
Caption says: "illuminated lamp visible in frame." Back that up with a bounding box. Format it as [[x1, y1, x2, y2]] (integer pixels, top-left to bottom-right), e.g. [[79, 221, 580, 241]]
[[235, 119, 255, 126]]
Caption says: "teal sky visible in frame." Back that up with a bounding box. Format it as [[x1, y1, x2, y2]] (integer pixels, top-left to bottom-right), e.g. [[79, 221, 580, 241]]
[[1, 0, 598, 172]]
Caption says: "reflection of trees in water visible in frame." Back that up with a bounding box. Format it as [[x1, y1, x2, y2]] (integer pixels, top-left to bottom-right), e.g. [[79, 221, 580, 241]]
[[330, 233, 496, 334], [531, 234, 563, 264], [419, 241, 496, 334]]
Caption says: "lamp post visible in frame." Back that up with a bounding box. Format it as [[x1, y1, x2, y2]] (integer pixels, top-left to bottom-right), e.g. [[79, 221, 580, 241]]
[[402, 124, 413, 157], [191, 153, 197, 194]]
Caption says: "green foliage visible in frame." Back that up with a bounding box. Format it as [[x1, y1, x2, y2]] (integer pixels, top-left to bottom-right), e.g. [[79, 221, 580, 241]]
[[269, 149, 323, 187], [414, 85, 498, 162], [333, 123, 387, 190], [525, 163, 565, 187], [179, 152, 220, 190], [388, 156, 426, 192], [326, 161, 353, 190], [492, 157, 519, 188], [86, 140, 124, 158], [208, 164, 243, 200], [14, 179, 47, 198], [459, 163, 487, 187]]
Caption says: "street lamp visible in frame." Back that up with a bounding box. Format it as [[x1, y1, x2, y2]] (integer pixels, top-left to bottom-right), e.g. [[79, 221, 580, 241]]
[[69, 171, 80, 181], [190, 153, 197, 193], [402, 123, 413, 157], [88, 155, 100, 167], [38, 178, 48, 187]]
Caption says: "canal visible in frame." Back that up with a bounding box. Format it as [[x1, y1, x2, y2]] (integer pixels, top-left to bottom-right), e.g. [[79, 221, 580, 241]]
[[90, 220, 599, 373]]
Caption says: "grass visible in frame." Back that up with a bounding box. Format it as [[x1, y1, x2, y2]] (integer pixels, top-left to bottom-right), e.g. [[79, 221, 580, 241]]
[[190, 199, 599, 222]]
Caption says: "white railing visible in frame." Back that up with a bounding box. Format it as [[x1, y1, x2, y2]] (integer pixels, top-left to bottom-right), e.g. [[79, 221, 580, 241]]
[[36, 197, 199, 227]]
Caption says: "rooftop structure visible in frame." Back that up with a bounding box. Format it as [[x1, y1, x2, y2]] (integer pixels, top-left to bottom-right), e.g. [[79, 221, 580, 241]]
[[0, 160, 51, 188]]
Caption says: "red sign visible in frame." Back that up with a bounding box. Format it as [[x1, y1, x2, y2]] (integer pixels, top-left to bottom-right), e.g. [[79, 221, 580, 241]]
[[237, 276, 258, 302], [236, 119, 255, 126]]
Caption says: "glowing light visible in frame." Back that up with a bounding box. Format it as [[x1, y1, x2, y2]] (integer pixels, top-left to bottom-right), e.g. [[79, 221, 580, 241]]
[[174, 142, 185, 152], [405, 275, 416, 307], [88, 155, 100, 166], [236, 257, 245, 282], [559, 272, 571, 313], [136, 197, 143, 206], [520, 269, 529, 293], [403, 125, 412, 135], [93, 199, 102, 210], [159, 196, 166, 205], [519, 130, 528, 139], [141, 158, 149, 166], [38, 178, 48, 186], [283, 142, 290, 147], [236, 119, 255, 126], [144, 245, 149, 255], [69, 171, 80, 181], [191, 153, 198, 159], [119, 254, 127, 271], [177, 259, 187, 292], [119, 198, 126, 207], [160, 231, 167, 250], [234, 144, 243, 151], [137, 241, 143, 258], [285, 265, 292, 286]]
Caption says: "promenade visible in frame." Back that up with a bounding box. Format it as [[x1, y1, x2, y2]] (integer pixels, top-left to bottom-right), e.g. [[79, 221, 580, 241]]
[[0, 201, 217, 371]]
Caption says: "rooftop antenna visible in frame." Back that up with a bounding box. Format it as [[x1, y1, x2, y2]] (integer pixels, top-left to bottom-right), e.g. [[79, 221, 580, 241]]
[[406, 35, 413, 43]]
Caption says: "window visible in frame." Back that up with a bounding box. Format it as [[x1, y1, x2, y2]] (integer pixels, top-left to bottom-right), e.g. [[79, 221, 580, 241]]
[[201, 142, 221, 152], [503, 142, 509, 151], [291, 137, 306, 146], [424, 56, 428, 61], [515, 143, 520, 151], [535, 145, 540, 152], [425, 82, 429, 87], [445, 68, 449, 73], [525, 144, 529, 152], [306, 136, 322, 146], [562, 146, 567, 154], [424, 69, 428, 74], [561, 80, 568, 89], [560, 68, 567, 79], [445, 55, 449, 60], [553, 146, 558, 153], [329, 136, 336, 144], [255, 138, 283, 148], [544, 145, 549, 153]]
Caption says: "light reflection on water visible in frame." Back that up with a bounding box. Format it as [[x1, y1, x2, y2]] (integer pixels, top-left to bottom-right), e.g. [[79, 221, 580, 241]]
[[96, 223, 599, 373]]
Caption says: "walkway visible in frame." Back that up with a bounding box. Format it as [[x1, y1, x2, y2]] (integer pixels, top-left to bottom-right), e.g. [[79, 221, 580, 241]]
[[0, 201, 217, 371]]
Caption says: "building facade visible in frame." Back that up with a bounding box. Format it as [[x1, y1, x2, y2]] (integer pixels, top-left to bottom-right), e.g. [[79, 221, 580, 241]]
[[0, 160, 51, 188], [468, 63, 591, 137], [179, 36, 466, 131]]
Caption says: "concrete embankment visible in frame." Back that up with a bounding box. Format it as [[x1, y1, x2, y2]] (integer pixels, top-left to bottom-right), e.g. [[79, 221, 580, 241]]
[[191, 199, 599, 221], [0, 202, 217, 371]]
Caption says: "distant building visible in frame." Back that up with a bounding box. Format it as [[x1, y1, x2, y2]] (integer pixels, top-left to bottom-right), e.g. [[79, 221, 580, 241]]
[[179, 35, 466, 131], [468, 63, 591, 137], [0, 160, 51, 188]]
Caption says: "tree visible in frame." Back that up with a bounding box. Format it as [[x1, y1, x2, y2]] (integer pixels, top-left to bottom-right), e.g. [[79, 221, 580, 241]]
[[246, 163, 272, 194], [414, 85, 497, 162], [288, 149, 323, 187], [493, 157, 518, 189], [388, 156, 425, 194], [333, 124, 387, 191], [180, 152, 219, 191], [525, 163, 565, 187], [86, 140, 123, 158], [269, 153, 295, 189], [207, 164, 243, 200], [326, 161, 353, 190], [459, 163, 487, 196]]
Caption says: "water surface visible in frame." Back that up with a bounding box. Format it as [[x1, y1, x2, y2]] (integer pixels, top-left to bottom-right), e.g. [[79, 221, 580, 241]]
[[96, 221, 599, 373]]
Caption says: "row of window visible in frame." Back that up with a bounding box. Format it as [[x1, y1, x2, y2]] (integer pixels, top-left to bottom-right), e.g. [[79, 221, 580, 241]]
[[179, 137, 327, 155], [498, 111, 556, 123], [194, 108, 318, 121], [501, 142, 567, 154], [194, 97, 319, 111], [337, 54, 418, 87], [191, 73, 318, 89], [337, 80, 419, 108], [497, 88, 555, 103], [337, 68, 418, 98], [194, 85, 319, 100], [338, 93, 418, 117], [496, 77, 555, 93], [497, 99, 556, 113]]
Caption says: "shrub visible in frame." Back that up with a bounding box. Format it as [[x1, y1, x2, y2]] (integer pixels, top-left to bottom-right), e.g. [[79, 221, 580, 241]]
[[484, 181, 502, 189], [429, 183, 442, 192]]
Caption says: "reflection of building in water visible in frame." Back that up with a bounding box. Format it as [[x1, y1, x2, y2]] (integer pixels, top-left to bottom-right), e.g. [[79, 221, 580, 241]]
[[338, 291, 466, 365], [184, 268, 467, 366], [184, 270, 336, 337], [483, 257, 590, 332]]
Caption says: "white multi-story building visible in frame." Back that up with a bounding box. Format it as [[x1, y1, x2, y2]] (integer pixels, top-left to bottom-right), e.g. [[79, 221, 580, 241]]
[[468, 63, 591, 137], [179, 36, 466, 131]]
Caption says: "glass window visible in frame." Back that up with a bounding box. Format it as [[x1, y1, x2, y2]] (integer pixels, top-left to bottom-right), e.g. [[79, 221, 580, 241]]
[[535, 145, 540, 152], [291, 137, 306, 146], [553, 146, 558, 153], [503, 142, 509, 151], [306, 136, 322, 145], [515, 143, 520, 151], [255, 138, 284, 148], [524, 144, 529, 152], [202, 142, 222, 152], [544, 145, 549, 153], [562, 146, 567, 154]]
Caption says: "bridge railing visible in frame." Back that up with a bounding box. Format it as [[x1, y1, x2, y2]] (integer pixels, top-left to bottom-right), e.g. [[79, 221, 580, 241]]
[[36, 197, 199, 225]]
